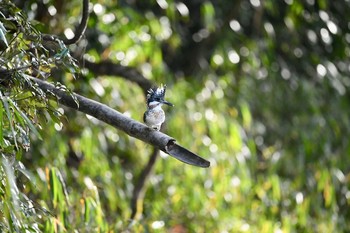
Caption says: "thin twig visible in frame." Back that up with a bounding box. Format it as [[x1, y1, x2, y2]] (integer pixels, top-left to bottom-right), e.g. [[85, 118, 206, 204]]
[[84, 60, 153, 94], [63, 0, 89, 45], [130, 148, 159, 221], [41, 0, 89, 45]]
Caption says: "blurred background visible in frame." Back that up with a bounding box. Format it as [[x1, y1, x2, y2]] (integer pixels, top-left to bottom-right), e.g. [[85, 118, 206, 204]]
[[1, 0, 350, 232]]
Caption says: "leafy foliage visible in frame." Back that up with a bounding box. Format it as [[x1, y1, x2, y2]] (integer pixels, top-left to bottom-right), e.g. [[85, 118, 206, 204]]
[[1, 0, 350, 232]]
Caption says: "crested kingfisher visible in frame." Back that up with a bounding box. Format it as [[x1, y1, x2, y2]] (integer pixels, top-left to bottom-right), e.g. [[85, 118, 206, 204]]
[[143, 84, 174, 131]]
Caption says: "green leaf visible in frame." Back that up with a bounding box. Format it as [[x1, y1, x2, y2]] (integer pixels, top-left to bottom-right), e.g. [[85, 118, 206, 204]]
[[49, 167, 59, 208], [0, 101, 4, 147], [7, 98, 42, 140], [0, 145, 15, 153], [84, 197, 92, 223], [240, 101, 252, 129], [12, 106, 25, 128], [201, 2, 215, 31], [229, 122, 243, 152], [0, 94, 18, 149], [271, 175, 281, 201], [0, 21, 8, 50]]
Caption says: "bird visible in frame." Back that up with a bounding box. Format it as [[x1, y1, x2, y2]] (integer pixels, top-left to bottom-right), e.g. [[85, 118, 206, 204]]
[[143, 84, 174, 131]]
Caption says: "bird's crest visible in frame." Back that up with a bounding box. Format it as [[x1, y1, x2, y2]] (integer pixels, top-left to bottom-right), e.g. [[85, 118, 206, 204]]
[[146, 84, 167, 102]]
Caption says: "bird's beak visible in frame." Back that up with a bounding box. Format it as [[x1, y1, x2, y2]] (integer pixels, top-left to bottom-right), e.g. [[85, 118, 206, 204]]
[[162, 100, 174, 106]]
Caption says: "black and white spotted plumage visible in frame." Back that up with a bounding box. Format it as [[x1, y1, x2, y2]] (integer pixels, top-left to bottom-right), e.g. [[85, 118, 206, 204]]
[[143, 85, 173, 130]]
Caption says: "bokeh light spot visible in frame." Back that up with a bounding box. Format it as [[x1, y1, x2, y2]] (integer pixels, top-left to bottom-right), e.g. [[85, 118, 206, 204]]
[[228, 50, 240, 64], [176, 2, 189, 16], [229, 20, 241, 32], [317, 64, 327, 77]]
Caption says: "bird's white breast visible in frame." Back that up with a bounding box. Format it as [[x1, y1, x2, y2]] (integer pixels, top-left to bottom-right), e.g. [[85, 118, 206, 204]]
[[146, 105, 165, 126]]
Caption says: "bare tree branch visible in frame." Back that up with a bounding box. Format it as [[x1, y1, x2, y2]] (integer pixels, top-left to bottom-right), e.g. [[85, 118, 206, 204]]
[[130, 148, 159, 221], [84, 60, 153, 94], [63, 0, 89, 45], [31, 77, 210, 168], [42, 0, 89, 45]]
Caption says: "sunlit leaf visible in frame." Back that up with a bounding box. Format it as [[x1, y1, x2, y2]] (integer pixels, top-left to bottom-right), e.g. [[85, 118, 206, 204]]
[[271, 175, 281, 201], [49, 167, 59, 208], [0, 21, 8, 50], [240, 101, 252, 129], [201, 2, 215, 31], [229, 122, 243, 152]]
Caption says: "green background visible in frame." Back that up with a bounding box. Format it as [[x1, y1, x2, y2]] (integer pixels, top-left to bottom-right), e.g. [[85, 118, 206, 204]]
[[0, 0, 350, 232]]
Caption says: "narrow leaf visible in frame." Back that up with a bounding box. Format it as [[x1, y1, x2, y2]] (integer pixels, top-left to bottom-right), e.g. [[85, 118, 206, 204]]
[[0, 22, 8, 50], [0, 94, 18, 149], [0, 101, 4, 146], [8, 98, 42, 140]]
